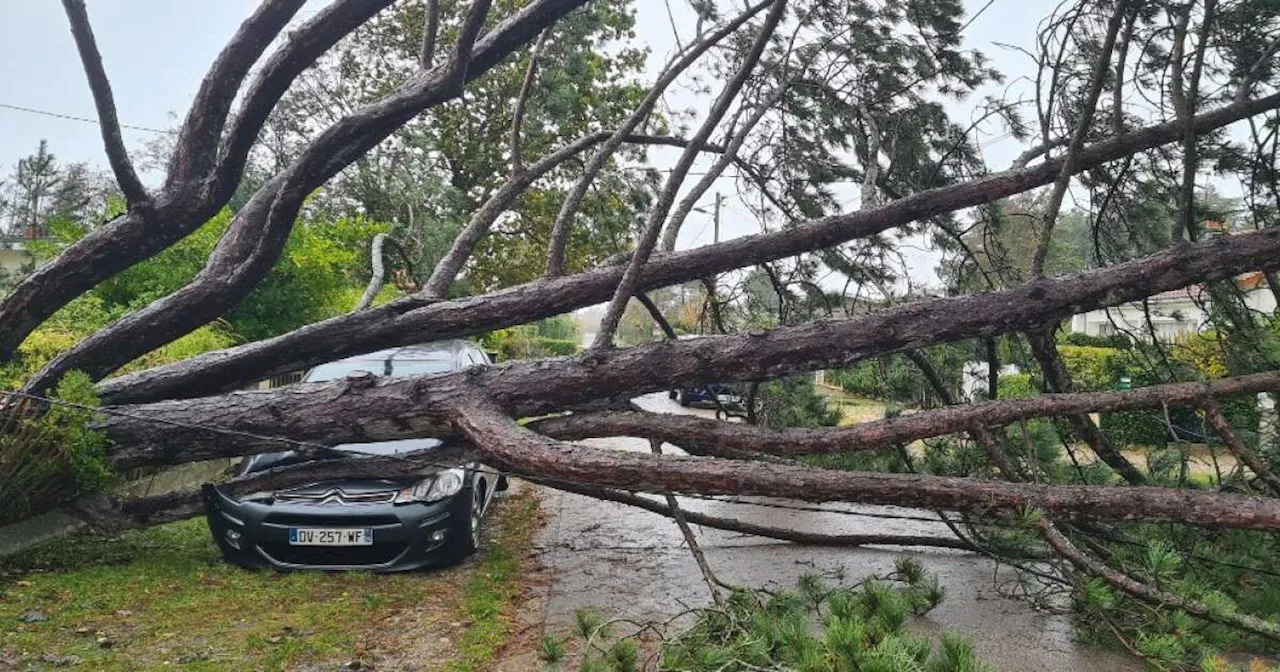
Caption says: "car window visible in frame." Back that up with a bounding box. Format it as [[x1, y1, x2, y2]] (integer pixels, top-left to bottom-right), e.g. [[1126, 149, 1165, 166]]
[[389, 359, 455, 377], [304, 359, 384, 382]]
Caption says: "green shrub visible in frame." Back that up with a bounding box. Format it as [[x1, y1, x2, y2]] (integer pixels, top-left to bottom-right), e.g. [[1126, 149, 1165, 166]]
[[996, 373, 1039, 399], [540, 338, 579, 356], [756, 375, 841, 428], [1058, 345, 1127, 391], [0, 371, 114, 525], [1061, 331, 1131, 349]]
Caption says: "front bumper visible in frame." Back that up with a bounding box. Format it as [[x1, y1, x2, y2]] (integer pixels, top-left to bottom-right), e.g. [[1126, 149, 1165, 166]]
[[204, 485, 461, 572]]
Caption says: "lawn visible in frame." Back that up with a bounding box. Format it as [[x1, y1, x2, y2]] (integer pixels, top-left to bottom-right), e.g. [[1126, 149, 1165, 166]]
[[0, 485, 542, 671]]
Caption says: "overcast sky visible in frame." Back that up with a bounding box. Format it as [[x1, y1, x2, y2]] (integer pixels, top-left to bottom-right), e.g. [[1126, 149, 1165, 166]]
[[0, 0, 1048, 287]]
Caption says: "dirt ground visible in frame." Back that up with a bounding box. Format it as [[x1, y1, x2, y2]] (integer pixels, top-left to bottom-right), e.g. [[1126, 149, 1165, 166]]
[[498, 392, 1143, 672]]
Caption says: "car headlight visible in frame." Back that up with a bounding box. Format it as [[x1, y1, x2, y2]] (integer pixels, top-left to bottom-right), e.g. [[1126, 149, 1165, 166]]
[[394, 468, 466, 504]]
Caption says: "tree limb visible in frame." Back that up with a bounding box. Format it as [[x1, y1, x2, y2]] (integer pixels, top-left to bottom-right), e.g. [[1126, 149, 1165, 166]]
[[354, 233, 391, 312], [523, 371, 1280, 462], [1201, 398, 1280, 496], [420, 0, 440, 68], [1039, 518, 1280, 641], [60, 0, 148, 206], [543, 0, 776, 277], [509, 29, 550, 177], [448, 394, 1280, 533], [1028, 0, 1129, 279], [97, 90, 1280, 405], [543, 480, 978, 552], [592, 0, 787, 349]]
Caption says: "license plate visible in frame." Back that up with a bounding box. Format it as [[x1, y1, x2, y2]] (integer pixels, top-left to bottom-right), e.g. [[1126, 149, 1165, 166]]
[[289, 528, 373, 546]]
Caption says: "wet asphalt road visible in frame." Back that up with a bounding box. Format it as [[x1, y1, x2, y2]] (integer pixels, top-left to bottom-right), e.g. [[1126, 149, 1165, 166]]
[[528, 393, 1140, 672]]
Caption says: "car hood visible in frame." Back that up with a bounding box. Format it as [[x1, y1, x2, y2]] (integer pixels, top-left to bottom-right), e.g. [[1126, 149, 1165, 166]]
[[329, 437, 443, 456], [280, 438, 446, 495]]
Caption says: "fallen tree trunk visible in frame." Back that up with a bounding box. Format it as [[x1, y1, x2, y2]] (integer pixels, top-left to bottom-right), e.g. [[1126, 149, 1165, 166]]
[[526, 372, 1280, 458], [68, 444, 476, 530], [450, 394, 1280, 533], [97, 91, 1280, 406], [100, 224, 1280, 465]]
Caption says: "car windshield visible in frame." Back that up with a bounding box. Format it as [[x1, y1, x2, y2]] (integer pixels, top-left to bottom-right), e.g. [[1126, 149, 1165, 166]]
[[303, 357, 453, 382], [245, 351, 457, 474]]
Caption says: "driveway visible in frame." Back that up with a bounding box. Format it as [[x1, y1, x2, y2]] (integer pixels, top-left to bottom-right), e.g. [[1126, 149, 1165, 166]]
[[523, 393, 1140, 672]]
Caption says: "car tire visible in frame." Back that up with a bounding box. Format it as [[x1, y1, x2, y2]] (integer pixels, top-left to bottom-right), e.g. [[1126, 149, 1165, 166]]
[[678, 392, 691, 407], [668, 389, 678, 400], [440, 482, 483, 566]]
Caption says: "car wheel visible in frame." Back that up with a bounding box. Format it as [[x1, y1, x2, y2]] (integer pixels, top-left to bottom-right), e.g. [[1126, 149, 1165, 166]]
[[668, 389, 678, 399], [441, 482, 483, 565], [678, 392, 691, 407]]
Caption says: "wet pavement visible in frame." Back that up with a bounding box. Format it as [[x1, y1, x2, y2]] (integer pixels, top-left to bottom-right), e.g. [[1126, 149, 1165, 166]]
[[528, 393, 1141, 671]]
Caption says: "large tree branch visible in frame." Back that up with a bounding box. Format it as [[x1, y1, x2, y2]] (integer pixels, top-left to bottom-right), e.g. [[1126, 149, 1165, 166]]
[[97, 91, 1280, 405], [592, 0, 787, 349], [210, 0, 401, 206], [448, 395, 1280, 533], [0, 0, 381, 365], [543, 0, 776, 277], [527, 371, 1280, 460], [164, 0, 307, 193], [21, 0, 588, 395], [99, 219, 1280, 465], [60, 0, 148, 207], [1028, 0, 1129, 279]]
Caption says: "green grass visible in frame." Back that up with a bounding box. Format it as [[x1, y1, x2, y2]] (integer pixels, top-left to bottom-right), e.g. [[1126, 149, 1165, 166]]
[[444, 487, 542, 672], [0, 489, 543, 671]]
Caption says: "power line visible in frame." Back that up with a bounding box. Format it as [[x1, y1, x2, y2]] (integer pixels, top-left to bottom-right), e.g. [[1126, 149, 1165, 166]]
[[0, 102, 175, 135]]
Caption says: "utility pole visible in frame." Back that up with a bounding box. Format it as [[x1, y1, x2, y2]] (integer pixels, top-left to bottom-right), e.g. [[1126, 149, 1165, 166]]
[[713, 192, 721, 244]]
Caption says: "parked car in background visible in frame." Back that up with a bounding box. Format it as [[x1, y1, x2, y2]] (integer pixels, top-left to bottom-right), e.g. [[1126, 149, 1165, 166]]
[[669, 383, 745, 411], [205, 340, 504, 572]]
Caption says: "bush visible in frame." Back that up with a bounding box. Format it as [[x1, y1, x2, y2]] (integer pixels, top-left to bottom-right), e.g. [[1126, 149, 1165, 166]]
[[481, 325, 580, 360], [1061, 331, 1131, 349], [1057, 345, 1127, 391], [0, 371, 113, 525], [996, 373, 1039, 399], [755, 375, 841, 428], [539, 338, 579, 356]]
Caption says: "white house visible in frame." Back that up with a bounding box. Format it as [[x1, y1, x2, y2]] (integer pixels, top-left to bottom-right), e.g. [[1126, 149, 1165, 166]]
[[1069, 272, 1277, 342]]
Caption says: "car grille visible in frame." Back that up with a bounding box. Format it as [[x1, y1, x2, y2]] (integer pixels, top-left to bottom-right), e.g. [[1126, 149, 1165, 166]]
[[257, 541, 408, 568], [274, 488, 396, 505], [263, 512, 401, 527]]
